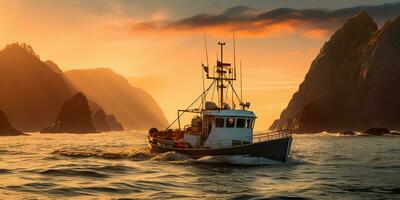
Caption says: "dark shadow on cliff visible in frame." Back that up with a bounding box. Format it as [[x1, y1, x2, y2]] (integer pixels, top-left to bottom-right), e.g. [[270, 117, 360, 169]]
[[271, 12, 400, 133]]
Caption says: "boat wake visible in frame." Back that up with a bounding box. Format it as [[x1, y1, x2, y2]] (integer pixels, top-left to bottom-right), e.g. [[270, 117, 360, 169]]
[[54, 148, 289, 166], [150, 151, 191, 161], [53, 148, 193, 162], [53, 147, 155, 161], [193, 155, 283, 166]]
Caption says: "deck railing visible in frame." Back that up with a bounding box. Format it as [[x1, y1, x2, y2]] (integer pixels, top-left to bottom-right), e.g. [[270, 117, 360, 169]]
[[204, 130, 291, 149], [150, 130, 292, 149]]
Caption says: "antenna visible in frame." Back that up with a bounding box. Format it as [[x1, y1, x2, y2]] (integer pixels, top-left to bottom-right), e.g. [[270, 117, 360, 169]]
[[201, 66, 206, 108], [233, 24, 237, 80], [232, 24, 237, 109], [240, 60, 243, 103], [204, 35, 209, 68], [201, 35, 209, 108]]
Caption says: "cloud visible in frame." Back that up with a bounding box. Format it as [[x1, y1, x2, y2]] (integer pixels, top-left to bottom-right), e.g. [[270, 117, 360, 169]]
[[127, 2, 400, 38]]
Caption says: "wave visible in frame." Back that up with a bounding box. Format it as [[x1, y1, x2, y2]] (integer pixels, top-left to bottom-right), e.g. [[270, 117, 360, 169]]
[[40, 168, 109, 178], [0, 169, 11, 174]]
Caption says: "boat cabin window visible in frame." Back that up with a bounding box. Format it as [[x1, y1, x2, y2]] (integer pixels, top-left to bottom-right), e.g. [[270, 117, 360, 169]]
[[226, 118, 235, 128], [237, 118, 246, 128], [246, 119, 254, 128], [215, 118, 224, 128]]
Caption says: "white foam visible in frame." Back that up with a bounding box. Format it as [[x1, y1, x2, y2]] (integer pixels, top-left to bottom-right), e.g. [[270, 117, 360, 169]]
[[194, 155, 282, 166], [150, 151, 191, 161]]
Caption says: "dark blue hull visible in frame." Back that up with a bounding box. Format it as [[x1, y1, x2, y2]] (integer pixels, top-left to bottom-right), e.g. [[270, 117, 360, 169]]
[[149, 137, 292, 162]]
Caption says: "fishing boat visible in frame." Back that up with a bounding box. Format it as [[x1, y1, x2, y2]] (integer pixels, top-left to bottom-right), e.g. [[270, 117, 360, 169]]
[[148, 41, 292, 162]]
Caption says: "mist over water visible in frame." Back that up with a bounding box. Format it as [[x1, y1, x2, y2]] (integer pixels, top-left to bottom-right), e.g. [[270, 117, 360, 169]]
[[0, 132, 399, 199]]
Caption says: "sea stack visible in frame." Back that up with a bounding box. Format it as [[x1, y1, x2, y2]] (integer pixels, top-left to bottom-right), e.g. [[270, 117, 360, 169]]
[[0, 109, 23, 136], [270, 12, 400, 133], [41, 93, 97, 133]]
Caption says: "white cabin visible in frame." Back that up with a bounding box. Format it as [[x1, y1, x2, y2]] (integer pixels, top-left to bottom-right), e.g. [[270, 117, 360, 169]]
[[200, 110, 256, 148]]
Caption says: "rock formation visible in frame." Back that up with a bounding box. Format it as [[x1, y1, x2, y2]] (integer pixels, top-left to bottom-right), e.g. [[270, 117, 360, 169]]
[[92, 109, 111, 132], [65, 68, 168, 130], [0, 109, 24, 136], [41, 93, 97, 133], [105, 114, 124, 131], [270, 12, 400, 133], [0, 43, 75, 131], [92, 109, 124, 131]]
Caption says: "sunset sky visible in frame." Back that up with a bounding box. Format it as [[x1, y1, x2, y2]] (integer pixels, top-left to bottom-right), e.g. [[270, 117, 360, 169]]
[[1, 0, 400, 130]]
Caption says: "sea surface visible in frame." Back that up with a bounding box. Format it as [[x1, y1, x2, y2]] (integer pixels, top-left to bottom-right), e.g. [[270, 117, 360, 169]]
[[0, 132, 399, 199]]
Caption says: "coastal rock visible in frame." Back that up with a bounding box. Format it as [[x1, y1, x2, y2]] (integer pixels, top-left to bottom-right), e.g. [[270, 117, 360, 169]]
[[41, 93, 97, 133], [270, 12, 400, 132], [0, 109, 24, 136], [106, 115, 124, 131], [92, 109, 111, 132], [362, 127, 390, 136]]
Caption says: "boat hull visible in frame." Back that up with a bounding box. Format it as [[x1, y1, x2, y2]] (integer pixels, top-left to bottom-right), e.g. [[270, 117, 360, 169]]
[[149, 137, 292, 162]]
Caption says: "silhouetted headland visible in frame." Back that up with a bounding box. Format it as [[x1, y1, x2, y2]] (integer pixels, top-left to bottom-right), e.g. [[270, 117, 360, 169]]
[[270, 12, 400, 133], [0, 43, 75, 131]]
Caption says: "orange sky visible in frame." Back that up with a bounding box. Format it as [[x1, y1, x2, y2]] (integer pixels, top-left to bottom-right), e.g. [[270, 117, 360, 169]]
[[1, 0, 397, 130]]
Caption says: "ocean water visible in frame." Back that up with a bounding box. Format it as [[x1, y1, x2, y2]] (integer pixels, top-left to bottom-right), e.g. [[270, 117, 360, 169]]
[[0, 132, 399, 199]]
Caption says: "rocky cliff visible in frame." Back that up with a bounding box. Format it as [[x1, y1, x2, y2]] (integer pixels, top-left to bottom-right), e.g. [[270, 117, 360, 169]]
[[41, 93, 97, 133], [0, 109, 23, 136], [270, 12, 400, 133], [65, 68, 168, 130], [0, 43, 75, 131]]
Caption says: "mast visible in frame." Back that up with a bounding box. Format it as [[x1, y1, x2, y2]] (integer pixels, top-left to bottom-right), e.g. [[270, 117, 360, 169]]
[[204, 41, 239, 110]]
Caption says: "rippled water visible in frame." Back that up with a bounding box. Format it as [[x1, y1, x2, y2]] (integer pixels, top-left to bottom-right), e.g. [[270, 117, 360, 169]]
[[0, 132, 399, 199]]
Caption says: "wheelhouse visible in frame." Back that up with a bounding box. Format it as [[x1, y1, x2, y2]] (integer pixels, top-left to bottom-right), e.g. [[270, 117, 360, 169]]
[[201, 110, 256, 148]]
